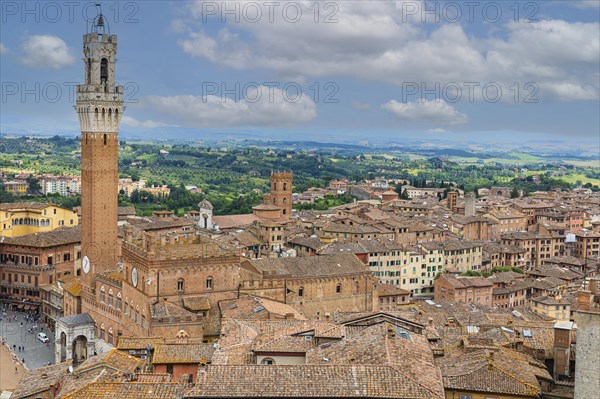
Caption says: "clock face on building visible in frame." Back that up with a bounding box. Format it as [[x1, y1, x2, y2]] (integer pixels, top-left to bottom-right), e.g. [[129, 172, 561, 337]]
[[131, 267, 138, 288], [82, 256, 90, 274]]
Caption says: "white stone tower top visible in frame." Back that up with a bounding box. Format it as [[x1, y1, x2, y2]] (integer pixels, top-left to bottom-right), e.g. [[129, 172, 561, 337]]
[[76, 8, 124, 133]]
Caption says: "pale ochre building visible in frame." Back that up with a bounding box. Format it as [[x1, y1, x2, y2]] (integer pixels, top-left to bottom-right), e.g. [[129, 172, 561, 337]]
[[531, 295, 571, 321], [0, 202, 79, 237]]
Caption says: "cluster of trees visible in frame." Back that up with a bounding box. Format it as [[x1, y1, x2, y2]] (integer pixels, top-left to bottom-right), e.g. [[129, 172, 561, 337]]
[[295, 194, 356, 211], [461, 266, 524, 278], [119, 184, 265, 216]]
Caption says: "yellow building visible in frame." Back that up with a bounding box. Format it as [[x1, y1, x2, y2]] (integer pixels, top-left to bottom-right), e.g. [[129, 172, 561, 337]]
[[0, 202, 79, 237], [141, 185, 171, 198], [531, 295, 571, 321], [3, 180, 28, 195]]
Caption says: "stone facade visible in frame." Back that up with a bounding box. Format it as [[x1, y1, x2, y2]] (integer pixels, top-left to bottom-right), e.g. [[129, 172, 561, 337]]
[[0, 227, 81, 313], [574, 310, 600, 399], [239, 254, 378, 319], [434, 274, 494, 305]]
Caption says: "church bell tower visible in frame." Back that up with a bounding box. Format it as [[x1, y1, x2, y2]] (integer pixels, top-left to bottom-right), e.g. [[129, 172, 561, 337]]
[[76, 12, 123, 295]]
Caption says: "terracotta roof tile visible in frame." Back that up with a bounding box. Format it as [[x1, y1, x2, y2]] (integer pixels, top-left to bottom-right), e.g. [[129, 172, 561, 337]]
[[61, 382, 182, 399], [2, 225, 80, 247], [135, 373, 172, 383], [437, 349, 550, 397], [153, 343, 215, 364], [11, 362, 70, 399], [183, 295, 211, 312], [117, 337, 168, 351], [219, 295, 305, 320], [247, 253, 369, 278], [189, 365, 444, 398]]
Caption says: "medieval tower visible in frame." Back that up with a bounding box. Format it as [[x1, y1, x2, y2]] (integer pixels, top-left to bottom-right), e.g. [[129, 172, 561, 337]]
[[269, 172, 293, 220], [76, 14, 123, 297]]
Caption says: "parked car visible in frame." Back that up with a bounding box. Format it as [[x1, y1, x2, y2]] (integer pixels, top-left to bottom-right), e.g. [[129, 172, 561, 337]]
[[37, 332, 49, 343]]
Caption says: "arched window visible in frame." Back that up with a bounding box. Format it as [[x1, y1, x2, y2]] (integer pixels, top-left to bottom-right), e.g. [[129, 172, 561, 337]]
[[108, 289, 113, 307], [99, 323, 105, 340], [273, 183, 277, 191], [336, 283, 342, 294], [108, 327, 114, 345], [100, 58, 108, 84], [283, 197, 287, 204], [283, 183, 287, 190], [261, 358, 275, 365], [206, 277, 213, 289], [116, 292, 122, 310], [104, 134, 107, 145], [100, 286, 106, 303], [177, 278, 184, 292], [298, 287, 304, 297]]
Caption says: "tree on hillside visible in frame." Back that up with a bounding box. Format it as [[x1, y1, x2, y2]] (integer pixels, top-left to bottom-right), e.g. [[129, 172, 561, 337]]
[[0, 186, 14, 203], [394, 182, 406, 195], [510, 187, 520, 198], [26, 175, 41, 194]]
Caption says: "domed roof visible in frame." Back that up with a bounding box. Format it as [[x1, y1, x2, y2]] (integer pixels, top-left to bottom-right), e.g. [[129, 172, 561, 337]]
[[198, 200, 213, 210]]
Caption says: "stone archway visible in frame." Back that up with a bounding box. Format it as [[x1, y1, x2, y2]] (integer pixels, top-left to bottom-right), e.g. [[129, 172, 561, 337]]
[[54, 313, 96, 364], [72, 335, 88, 364]]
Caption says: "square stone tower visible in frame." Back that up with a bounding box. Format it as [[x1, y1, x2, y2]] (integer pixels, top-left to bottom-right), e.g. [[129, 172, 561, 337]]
[[269, 172, 293, 220], [76, 15, 123, 296]]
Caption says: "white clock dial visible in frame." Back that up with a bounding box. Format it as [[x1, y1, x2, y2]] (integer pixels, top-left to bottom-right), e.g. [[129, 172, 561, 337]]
[[132, 267, 138, 288], [82, 256, 90, 274]]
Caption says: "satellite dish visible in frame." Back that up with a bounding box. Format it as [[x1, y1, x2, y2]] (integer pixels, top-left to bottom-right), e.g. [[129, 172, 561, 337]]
[[68, 365, 74, 373]]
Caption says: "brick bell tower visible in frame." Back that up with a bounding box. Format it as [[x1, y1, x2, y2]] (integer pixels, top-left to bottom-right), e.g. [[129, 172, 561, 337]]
[[270, 172, 293, 220], [76, 12, 123, 296]]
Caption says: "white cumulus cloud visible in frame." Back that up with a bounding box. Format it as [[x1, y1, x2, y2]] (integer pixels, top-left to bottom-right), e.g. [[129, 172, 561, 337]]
[[20, 35, 75, 69], [382, 100, 468, 126], [121, 116, 173, 129], [175, 1, 599, 103], [144, 86, 317, 127], [0, 43, 8, 54]]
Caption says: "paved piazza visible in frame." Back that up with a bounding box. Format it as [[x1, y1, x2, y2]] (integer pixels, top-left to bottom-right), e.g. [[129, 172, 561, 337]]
[[0, 309, 55, 370]]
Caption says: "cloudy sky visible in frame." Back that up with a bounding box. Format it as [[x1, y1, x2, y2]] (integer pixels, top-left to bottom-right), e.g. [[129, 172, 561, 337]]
[[1, 0, 599, 144]]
